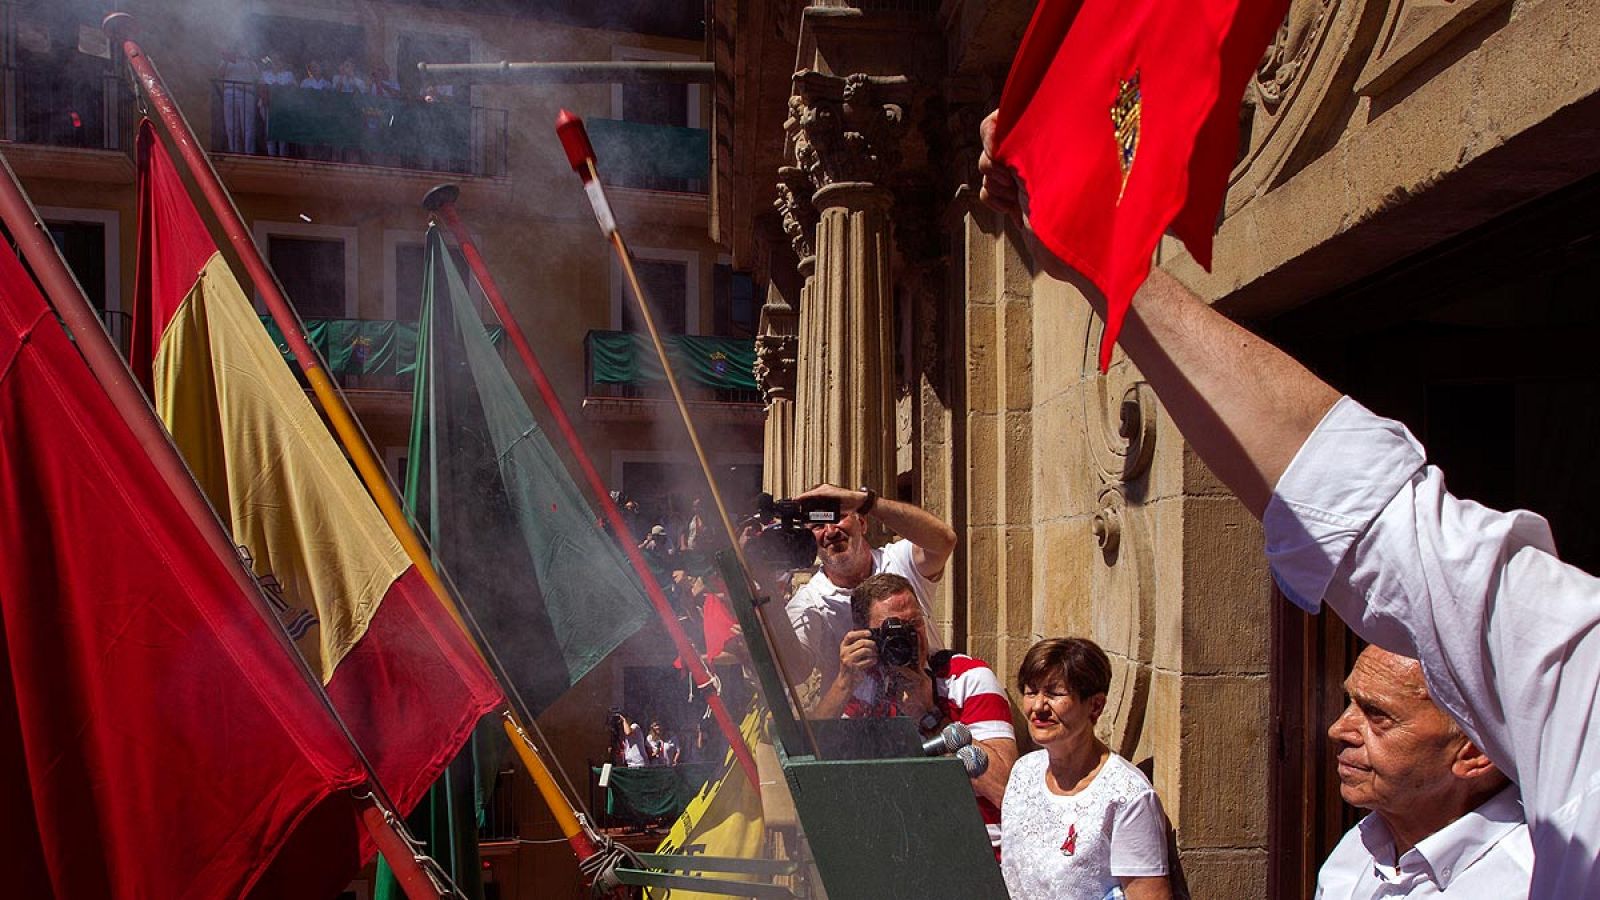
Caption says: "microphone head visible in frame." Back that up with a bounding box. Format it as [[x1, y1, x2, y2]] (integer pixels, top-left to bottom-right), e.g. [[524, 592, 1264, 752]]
[[942, 721, 973, 752], [955, 743, 988, 778]]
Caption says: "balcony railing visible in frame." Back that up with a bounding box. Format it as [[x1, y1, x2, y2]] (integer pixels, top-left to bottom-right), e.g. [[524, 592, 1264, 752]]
[[585, 329, 759, 404], [260, 316, 505, 391], [2, 67, 133, 152], [585, 118, 708, 194], [209, 80, 508, 178]]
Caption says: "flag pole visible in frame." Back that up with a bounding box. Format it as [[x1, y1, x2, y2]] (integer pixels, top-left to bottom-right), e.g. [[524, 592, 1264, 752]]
[[0, 150, 448, 900], [422, 183, 764, 790], [102, 11, 612, 882], [549, 112, 822, 752]]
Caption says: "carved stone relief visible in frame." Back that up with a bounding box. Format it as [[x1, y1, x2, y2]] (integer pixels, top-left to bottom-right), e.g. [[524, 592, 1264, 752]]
[[785, 71, 914, 190], [1354, 0, 1514, 96], [1230, 0, 1386, 214], [754, 334, 798, 406], [775, 166, 819, 263]]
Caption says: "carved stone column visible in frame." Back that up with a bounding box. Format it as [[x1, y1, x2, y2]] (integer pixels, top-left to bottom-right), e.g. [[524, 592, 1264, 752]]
[[786, 71, 911, 493], [774, 166, 817, 495]]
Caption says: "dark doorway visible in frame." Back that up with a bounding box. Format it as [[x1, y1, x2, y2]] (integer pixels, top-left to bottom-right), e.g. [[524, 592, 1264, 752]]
[[267, 235, 346, 319]]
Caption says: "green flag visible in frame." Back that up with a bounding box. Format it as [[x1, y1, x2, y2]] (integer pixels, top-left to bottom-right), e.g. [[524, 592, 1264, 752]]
[[377, 225, 655, 897]]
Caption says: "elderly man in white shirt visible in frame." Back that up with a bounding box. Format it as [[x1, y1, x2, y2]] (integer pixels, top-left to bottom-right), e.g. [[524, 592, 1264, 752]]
[[1317, 646, 1531, 898], [979, 112, 1600, 898]]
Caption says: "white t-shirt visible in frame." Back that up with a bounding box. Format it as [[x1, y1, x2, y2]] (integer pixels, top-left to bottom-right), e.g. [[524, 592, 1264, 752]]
[[1000, 751, 1168, 899], [620, 724, 648, 768], [645, 736, 679, 767], [784, 539, 942, 687]]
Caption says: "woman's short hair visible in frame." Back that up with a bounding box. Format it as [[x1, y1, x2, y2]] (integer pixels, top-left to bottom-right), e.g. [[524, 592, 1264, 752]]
[[850, 572, 916, 627], [1016, 637, 1112, 699]]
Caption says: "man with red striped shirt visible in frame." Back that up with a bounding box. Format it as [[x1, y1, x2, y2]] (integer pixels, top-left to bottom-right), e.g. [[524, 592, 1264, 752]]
[[824, 573, 1018, 850]]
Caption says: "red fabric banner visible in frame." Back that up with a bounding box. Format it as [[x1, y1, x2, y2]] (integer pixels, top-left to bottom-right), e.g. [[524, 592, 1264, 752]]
[[131, 119, 502, 830], [0, 239, 367, 897], [995, 0, 1289, 370]]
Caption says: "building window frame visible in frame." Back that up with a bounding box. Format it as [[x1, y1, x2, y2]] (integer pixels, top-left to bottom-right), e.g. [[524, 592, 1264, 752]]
[[252, 219, 359, 318], [382, 228, 488, 320], [611, 246, 699, 335], [608, 44, 703, 128], [37, 205, 119, 312]]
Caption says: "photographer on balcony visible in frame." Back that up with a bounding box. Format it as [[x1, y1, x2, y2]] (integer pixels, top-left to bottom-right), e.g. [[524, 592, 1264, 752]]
[[820, 573, 1017, 852], [783, 484, 957, 708]]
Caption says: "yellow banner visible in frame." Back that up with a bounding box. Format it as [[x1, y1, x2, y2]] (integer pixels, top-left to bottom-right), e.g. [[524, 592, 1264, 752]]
[[152, 254, 409, 680], [653, 705, 770, 898]]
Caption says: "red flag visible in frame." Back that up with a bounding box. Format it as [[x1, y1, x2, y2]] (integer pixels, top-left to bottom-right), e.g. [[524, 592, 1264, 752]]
[[995, 0, 1289, 370], [130, 121, 501, 825], [0, 235, 368, 896]]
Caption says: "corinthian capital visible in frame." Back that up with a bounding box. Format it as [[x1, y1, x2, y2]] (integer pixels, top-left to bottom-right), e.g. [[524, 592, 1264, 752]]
[[774, 166, 818, 263], [753, 334, 798, 405], [785, 71, 914, 190]]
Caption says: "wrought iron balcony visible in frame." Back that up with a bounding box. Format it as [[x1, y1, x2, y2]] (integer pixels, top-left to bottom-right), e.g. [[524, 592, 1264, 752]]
[[208, 79, 508, 178], [1, 67, 133, 152]]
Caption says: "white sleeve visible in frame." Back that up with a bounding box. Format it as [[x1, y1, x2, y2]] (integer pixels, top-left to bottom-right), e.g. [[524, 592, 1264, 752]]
[[784, 589, 831, 675], [1108, 790, 1169, 877], [943, 664, 1015, 743], [1264, 396, 1600, 817]]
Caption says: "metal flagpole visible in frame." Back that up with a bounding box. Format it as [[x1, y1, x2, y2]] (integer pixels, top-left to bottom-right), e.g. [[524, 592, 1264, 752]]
[[423, 183, 762, 789], [0, 151, 447, 900], [101, 12, 621, 888]]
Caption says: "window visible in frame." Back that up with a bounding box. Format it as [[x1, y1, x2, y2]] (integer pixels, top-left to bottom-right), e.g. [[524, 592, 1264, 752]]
[[620, 257, 690, 335], [397, 32, 472, 100], [391, 241, 474, 322], [46, 221, 107, 311], [712, 263, 756, 337], [12, 6, 115, 149], [268, 236, 347, 319]]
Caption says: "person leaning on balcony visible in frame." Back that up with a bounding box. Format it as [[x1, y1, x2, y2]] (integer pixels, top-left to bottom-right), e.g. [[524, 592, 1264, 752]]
[[1317, 645, 1531, 899], [782, 483, 956, 709], [978, 108, 1600, 897], [1001, 638, 1171, 900]]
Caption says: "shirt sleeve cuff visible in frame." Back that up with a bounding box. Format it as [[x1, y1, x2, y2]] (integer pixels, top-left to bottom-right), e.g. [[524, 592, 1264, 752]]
[[1264, 397, 1426, 613]]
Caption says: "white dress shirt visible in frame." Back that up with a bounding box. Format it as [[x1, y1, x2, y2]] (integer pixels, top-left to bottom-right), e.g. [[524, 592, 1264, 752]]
[[1266, 397, 1600, 898], [1315, 784, 1532, 898]]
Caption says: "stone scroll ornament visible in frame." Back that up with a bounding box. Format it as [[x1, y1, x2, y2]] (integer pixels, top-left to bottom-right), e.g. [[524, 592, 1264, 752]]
[[992, 0, 1291, 371]]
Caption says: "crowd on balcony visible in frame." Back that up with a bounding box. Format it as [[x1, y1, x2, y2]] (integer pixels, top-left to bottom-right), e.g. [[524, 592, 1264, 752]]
[[215, 42, 466, 170]]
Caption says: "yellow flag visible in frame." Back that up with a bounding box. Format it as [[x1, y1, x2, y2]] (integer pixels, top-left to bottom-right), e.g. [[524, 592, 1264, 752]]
[[654, 705, 769, 897]]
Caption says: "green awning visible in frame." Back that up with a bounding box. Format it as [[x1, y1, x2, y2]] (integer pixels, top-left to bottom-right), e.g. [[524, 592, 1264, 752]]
[[588, 330, 756, 391]]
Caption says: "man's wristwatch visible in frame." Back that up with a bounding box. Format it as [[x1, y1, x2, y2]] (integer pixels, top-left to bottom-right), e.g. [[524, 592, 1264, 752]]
[[857, 486, 877, 516]]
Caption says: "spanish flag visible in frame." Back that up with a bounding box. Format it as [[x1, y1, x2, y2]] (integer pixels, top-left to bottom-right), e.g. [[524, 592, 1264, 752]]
[[995, 0, 1289, 370], [129, 120, 501, 817]]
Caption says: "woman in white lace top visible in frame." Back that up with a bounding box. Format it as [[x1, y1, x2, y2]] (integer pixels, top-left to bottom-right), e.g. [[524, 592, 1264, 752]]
[[1000, 638, 1172, 899]]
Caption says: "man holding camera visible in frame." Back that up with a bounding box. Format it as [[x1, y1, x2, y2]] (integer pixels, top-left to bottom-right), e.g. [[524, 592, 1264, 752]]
[[783, 483, 957, 705], [819, 573, 1017, 849]]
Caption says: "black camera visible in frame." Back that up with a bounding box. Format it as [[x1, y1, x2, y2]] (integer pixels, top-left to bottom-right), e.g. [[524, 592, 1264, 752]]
[[870, 616, 919, 668], [742, 492, 843, 571]]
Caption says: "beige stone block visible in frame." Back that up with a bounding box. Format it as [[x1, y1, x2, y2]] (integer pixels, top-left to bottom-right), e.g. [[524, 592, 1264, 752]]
[[965, 302, 998, 411], [1147, 496, 1186, 674], [1003, 525, 1034, 636], [1182, 496, 1271, 675], [962, 218, 998, 305], [1029, 278, 1087, 404], [1003, 411, 1033, 521], [966, 412, 999, 526], [1034, 517, 1095, 639], [1141, 666, 1182, 806], [997, 221, 1032, 299], [965, 525, 1000, 636], [1177, 849, 1268, 900], [1001, 297, 1034, 412], [1178, 674, 1270, 849]]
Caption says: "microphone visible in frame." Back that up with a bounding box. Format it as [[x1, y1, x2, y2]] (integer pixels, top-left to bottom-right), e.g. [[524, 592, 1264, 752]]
[[920, 721, 973, 756], [956, 744, 989, 778]]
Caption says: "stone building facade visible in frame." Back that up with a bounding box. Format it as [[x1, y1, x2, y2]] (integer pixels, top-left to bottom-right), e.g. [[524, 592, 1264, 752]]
[[715, 0, 1600, 895]]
